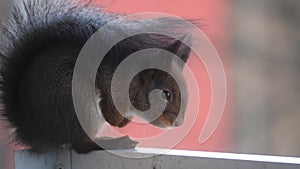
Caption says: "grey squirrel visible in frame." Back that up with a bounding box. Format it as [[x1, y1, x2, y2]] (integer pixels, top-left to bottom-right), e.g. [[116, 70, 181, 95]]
[[0, 0, 191, 153]]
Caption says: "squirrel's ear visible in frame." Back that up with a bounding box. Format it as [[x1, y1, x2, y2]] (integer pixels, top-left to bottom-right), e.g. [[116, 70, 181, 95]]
[[164, 34, 192, 70], [169, 34, 191, 63]]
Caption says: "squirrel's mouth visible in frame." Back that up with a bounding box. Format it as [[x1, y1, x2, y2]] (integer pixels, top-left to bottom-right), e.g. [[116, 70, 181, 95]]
[[150, 115, 177, 128]]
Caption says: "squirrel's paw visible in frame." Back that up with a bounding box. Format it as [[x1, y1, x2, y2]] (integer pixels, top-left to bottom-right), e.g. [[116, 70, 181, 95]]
[[95, 135, 139, 150]]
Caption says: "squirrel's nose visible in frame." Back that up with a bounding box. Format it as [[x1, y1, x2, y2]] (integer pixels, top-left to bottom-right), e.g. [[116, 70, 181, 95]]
[[174, 119, 183, 126]]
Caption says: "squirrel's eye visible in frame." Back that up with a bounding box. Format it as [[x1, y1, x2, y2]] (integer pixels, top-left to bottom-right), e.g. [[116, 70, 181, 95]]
[[162, 90, 171, 101]]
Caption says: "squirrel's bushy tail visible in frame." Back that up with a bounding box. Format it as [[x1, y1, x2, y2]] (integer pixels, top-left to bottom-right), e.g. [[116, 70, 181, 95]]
[[0, 0, 114, 145]]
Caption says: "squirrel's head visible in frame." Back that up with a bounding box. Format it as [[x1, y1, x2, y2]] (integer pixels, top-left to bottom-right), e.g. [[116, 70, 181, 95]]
[[125, 35, 191, 128], [97, 26, 192, 129]]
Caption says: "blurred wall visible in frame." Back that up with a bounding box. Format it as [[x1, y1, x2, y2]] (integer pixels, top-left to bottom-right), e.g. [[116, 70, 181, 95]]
[[232, 0, 300, 156]]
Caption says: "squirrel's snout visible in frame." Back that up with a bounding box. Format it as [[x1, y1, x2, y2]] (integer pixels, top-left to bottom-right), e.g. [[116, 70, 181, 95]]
[[174, 115, 184, 127], [174, 120, 183, 127]]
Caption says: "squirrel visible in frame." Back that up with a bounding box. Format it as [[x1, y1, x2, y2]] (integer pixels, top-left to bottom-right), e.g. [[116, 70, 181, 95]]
[[0, 0, 191, 154]]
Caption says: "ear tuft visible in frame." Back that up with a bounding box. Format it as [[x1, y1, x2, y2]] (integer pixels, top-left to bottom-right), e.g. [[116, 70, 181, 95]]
[[168, 34, 192, 63]]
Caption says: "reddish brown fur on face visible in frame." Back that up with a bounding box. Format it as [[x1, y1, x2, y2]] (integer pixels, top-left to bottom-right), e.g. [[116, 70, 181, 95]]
[[150, 115, 173, 128], [128, 69, 186, 128], [159, 115, 173, 127]]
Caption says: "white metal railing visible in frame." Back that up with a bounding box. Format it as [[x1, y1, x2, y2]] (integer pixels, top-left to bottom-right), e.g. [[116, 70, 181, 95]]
[[15, 148, 300, 169]]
